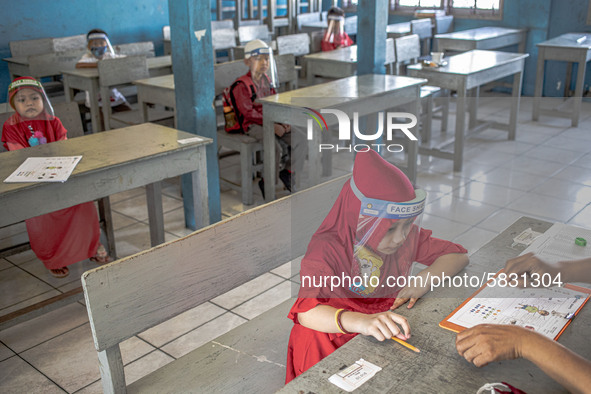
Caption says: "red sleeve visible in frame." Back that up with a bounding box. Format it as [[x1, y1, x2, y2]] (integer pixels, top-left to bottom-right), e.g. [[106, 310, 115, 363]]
[[2, 116, 27, 150], [51, 117, 68, 141], [414, 228, 467, 266], [232, 82, 263, 126]]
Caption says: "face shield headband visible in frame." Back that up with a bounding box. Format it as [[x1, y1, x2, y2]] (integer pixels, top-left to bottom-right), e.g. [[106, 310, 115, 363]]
[[349, 177, 426, 297]]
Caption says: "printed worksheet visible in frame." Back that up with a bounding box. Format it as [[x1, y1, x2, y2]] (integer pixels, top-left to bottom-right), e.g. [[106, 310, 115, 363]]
[[4, 156, 83, 183], [522, 223, 591, 263], [444, 284, 588, 339]]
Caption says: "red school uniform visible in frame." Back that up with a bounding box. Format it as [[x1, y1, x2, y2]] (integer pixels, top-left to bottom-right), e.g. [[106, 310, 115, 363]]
[[2, 112, 101, 269]]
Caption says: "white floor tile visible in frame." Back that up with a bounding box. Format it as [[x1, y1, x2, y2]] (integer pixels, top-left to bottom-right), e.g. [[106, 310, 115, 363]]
[[138, 302, 226, 348], [531, 178, 591, 203], [0, 343, 14, 362], [507, 193, 585, 222], [453, 227, 500, 256], [452, 181, 526, 208], [523, 145, 584, 165], [421, 214, 472, 241], [473, 167, 549, 192], [271, 257, 302, 279], [552, 165, 591, 187], [478, 208, 537, 233], [498, 156, 567, 177], [123, 350, 175, 386], [211, 273, 284, 310], [231, 281, 292, 320], [0, 259, 14, 271], [19, 324, 99, 393], [0, 303, 88, 353], [568, 204, 591, 228], [424, 195, 500, 226], [0, 356, 64, 394], [160, 312, 247, 359], [0, 267, 55, 311]]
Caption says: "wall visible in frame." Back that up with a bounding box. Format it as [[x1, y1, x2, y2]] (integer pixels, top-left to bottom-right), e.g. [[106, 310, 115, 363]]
[[0, 0, 169, 102]]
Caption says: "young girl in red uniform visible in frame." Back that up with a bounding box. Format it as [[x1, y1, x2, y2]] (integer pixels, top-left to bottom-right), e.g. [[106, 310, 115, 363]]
[[2, 77, 110, 278], [286, 150, 469, 382], [321, 6, 354, 52]]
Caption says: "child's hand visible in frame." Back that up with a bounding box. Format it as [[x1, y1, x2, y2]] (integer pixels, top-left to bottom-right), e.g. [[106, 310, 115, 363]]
[[343, 311, 410, 342], [390, 283, 429, 310]]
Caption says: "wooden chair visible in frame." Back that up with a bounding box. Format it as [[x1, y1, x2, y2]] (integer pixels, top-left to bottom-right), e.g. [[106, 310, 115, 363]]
[[212, 28, 238, 61], [53, 34, 87, 52], [410, 18, 432, 57], [296, 11, 321, 32], [435, 15, 454, 34], [277, 33, 310, 57], [394, 34, 449, 142], [9, 38, 54, 57], [212, 19, 235, 30], [114, 41, 155, 58], [27, 49, 86, 96], [97, 55, 149, 130], [237, 25, 271, 46]]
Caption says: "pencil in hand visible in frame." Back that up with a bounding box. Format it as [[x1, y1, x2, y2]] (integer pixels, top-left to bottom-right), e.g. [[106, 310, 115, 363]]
[[391, 336, 421, 353]]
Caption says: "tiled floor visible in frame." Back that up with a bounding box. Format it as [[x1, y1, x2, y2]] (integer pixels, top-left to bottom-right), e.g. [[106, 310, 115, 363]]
[[2, 94, 591, 393]]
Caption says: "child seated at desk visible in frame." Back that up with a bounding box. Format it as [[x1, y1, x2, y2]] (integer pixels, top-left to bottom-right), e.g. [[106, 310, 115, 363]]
[[225, 39, 305, 196], [286, 149, 469, 382], [321, 6, 354, 52], [76, 29, 132, 114], [1, 77, 111, 278]]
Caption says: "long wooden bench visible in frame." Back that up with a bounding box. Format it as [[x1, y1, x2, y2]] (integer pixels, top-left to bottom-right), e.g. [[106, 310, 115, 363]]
[[82, 174, 349, 393]]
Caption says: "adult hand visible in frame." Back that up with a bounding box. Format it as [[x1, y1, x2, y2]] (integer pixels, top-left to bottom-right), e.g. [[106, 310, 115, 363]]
[[456, 324, 527, 367], [504, 252, 561, 287], [342, 310, 411, 342], [390, 282, 429, 310]]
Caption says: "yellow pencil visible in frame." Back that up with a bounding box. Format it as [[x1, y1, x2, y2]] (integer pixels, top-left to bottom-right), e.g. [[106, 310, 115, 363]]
[[391, 336, 421, 353]]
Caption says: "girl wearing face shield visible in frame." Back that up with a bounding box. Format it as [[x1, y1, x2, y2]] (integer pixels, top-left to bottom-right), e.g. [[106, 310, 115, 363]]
[[285, 150, 469, 382], [75, 29, 131, 120], [321, 6, 354, 52]]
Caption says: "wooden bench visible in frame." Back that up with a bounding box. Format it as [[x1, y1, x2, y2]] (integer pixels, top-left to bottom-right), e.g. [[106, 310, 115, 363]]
[[82, 174, 350, 393], [215, 53, 298, 205]]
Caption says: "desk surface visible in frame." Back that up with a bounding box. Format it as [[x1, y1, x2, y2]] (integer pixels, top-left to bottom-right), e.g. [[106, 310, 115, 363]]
[[304, 45, 357, 63], [259, 74, 426, 109], [61, 55, 172, 78], [537, 32, 591, 49], [435, 26, 525, 41], [134, 73, 175, 89], [0, 123, 211, 226], [408, 49, 529, 76], [281, 217, 588, 393]]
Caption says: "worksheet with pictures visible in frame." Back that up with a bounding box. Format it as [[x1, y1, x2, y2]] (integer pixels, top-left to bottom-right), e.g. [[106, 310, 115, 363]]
[[522, 223, 591, 264], [4, 156, 83, 183], [442, 284, 589, 340]]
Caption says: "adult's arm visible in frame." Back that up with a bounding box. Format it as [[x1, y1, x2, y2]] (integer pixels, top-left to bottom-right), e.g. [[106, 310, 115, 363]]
[[456, 324, 591, 394], [505, 253, 591, 286]]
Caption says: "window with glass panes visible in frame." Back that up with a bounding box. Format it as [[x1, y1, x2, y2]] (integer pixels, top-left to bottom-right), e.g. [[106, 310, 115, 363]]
[[389, 0, 502, 19]]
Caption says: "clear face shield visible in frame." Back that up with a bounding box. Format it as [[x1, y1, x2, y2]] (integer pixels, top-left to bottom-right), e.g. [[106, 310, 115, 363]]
[[324, 15, 345, 45], [246, 45, 278, 90], [349, 178, 426, 298], [87, 32, 115, 59], [7, 78, 55, 146]]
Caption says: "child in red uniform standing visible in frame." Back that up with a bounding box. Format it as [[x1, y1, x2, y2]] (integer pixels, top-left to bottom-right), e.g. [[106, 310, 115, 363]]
[[2, 77, 110, 278], [321, 6, 354, 52], [285, 150, 469, 382]]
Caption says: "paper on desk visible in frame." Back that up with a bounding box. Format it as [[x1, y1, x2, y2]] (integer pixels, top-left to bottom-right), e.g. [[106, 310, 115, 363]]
[[328, 358, 382, 392], [521, 223, 591, 264], [4, 156, 82, 183]]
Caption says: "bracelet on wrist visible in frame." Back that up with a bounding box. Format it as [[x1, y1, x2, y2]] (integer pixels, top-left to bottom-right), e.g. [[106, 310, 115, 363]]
[[335, 308, 352, 334]]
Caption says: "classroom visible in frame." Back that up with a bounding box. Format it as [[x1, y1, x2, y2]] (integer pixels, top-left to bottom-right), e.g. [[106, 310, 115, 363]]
[[1, 0, 591, 392]]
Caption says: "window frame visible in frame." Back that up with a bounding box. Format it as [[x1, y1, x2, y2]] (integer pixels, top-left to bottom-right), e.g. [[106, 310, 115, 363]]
[[388, 0, 503, 20]]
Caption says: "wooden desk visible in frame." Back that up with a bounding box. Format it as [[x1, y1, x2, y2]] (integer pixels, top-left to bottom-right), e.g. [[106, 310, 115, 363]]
[[435, 27, 527, 53], [134, 74, 176, 126], [62, 56, 172, 133], [532, 33, 591, 127], [300, 17, 357, 36], [0, 123, 211, 329], [304, 44, 395, 85], [407, 50, 528, 171], [281, 217, 590, 393], [258, 74, 426, 201], [386, 22, 411, 39]]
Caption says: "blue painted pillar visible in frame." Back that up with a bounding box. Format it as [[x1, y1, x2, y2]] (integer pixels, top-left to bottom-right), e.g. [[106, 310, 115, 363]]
[[169, 1, 222, 228], [357, 0, 388, 75]]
